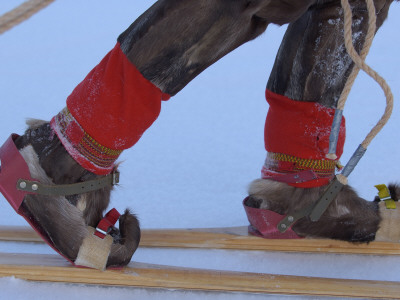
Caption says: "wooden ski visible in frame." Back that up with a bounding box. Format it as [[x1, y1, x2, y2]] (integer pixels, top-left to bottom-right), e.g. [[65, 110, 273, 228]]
[[0, 252, 398, 298], [1, 225, 400, 256]]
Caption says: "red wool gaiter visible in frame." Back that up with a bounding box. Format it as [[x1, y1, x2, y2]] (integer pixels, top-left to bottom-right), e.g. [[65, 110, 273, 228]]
[[262, 90, 346, 188], [51, 42, 170, 175]]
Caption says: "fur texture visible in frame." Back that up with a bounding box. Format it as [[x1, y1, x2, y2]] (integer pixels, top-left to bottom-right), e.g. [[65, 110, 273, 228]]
[[267, 0, 394, 107], [248, 179, 381, 242], [118, 0, 316, 95], [15, 122, 140, 268], [118, 0, 394, 98]]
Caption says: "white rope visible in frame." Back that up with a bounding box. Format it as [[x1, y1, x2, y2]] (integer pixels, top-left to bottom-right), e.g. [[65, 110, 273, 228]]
[[331, 0, 394, 184]]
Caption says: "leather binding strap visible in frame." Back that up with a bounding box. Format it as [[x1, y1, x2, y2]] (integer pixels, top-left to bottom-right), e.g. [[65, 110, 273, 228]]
[[16, 171, 120, 196], [94, 208, 121, 239], [277, 177, 345, 232]]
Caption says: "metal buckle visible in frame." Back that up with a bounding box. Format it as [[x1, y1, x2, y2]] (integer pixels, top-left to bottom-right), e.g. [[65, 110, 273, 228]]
[[112, 171, 120, 185], [95, 227, 108, 237]]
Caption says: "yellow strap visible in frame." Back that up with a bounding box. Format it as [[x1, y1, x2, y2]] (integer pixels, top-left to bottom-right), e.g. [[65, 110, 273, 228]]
[[375, 184, 396, 209]]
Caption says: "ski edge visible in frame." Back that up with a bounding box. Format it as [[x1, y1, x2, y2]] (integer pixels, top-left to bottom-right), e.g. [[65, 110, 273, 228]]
[[0, 252, 399, 298], [1, 226, 400, 256]]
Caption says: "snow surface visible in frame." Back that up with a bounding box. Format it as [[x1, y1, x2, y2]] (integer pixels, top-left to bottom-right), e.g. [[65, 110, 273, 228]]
[[0, 0, 399, 299]]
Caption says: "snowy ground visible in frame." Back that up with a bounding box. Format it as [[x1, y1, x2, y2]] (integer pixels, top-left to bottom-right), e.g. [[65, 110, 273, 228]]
[[0, 1, 399, 299]]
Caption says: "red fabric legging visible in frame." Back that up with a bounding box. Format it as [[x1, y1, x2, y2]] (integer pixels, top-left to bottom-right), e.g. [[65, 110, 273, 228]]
[[51, 43, 345, 184], [262, 90, 346, 188], [51, 43, 169, 175]]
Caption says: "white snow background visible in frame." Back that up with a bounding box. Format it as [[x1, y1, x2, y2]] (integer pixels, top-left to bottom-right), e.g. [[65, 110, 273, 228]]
[[0, 1, 399, 299]]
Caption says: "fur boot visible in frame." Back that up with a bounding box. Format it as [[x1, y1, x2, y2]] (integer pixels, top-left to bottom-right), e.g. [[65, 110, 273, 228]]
[[246, 0, 396, 243], [248, 179, 381, 242], [14, 120, 140, 268]]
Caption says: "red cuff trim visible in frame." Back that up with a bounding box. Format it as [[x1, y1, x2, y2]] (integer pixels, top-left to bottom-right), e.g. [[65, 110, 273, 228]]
[[261, 167, 332, 188], [51, 108, 121, 175], [162, 93, 171, 101], [261, 152, 336, 188], [66, 42, 166, 151], [264, 90, 346, 160], [51, 42, 170, 174], [263, 90, 345, 188]]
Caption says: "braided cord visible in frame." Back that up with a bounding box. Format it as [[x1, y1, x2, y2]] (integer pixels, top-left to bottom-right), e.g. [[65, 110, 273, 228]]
[[0, 0, 55, 35]]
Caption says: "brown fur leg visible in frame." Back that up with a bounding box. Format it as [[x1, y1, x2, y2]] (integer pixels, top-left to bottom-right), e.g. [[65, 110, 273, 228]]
[[267, 0, 394, 107], [118, 0, 315, 96]]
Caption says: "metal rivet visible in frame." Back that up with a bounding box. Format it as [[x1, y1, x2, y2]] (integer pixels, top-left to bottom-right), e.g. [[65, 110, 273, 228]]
[[31, 184, 38, 191], [19, 181, 27, 189], [288, 216, 294, 222], [280, 224, 287, 229]]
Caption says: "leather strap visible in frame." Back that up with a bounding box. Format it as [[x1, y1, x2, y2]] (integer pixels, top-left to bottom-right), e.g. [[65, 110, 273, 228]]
[[277, 177, 345, 232], [309, 177, 344, 221], [277, 205, 315, 233], [16, 171, 120, 196], [94, 208, 121, 239]]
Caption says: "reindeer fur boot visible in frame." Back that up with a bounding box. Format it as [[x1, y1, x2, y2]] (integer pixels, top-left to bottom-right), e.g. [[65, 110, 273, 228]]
[[0, 21, 174, 268], [4, 38, 173, 269], [246, 0, 396, 243], [0, 40, 172, 269], [8, 120, 141, 270]]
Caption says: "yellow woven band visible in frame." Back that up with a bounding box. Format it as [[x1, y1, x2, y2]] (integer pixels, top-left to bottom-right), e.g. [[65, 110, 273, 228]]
[[266, 152, 338, 177]]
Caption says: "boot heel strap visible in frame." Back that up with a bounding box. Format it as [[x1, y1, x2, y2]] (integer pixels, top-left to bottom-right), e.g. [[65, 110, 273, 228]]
[[16, 170, 119, 196], [94, 208, 121, 239]]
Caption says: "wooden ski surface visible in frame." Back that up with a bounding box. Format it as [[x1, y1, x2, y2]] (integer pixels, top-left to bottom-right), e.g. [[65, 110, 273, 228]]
[[0, 252, 399, 298], [1, 225, 400, 256]]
